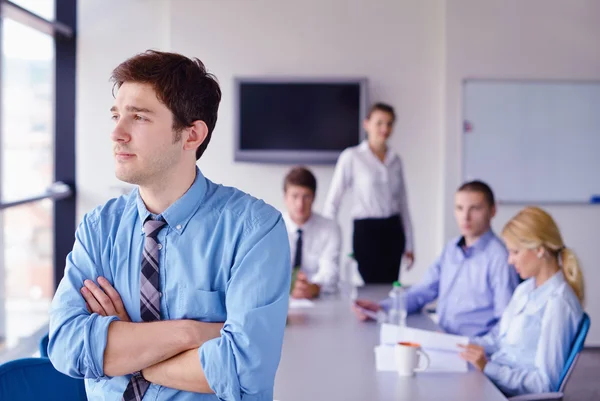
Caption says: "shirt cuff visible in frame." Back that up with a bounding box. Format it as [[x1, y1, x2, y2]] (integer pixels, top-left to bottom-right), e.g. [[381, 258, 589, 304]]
[[85, 314, 120, 378], [483, 361, 502, 381], [379, 298, 392, 312], [309, 274, 336, 291]]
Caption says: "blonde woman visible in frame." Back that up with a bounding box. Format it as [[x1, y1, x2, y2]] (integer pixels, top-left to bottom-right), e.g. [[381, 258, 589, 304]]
[[459, 206, 584, 397]]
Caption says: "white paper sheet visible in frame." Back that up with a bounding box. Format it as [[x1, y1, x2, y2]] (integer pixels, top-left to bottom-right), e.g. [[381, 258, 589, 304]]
[[380, 324, 469, 352], [424, 349, 468, 372]]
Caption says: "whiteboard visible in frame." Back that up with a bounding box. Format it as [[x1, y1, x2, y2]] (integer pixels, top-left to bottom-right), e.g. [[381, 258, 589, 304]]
[[463, 80, 600, 204]]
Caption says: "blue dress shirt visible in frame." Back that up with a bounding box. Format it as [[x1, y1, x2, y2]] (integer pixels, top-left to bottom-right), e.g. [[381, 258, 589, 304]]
[[472, 270, 584, 396], [48, 168, 291, 401], [382, 230, 519, 336]]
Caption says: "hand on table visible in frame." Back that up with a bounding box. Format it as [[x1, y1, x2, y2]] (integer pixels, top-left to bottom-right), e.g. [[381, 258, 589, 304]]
[[291, 272, 320, 299], [351, 299, 382, 321]]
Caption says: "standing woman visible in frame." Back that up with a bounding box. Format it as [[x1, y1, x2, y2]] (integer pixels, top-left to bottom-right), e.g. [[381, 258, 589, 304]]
[[323, 102, 414, 283]]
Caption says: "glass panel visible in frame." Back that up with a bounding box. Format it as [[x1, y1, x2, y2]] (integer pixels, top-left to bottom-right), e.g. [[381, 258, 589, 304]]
[[3, 200, 53, 348], [8, 0, 55, 21], [2, 18, 55, 202]]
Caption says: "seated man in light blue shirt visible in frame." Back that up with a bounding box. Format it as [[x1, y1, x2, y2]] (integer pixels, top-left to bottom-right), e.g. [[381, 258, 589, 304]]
[[48, 50, 290, 401], [460, 206, 584, 397], [352, 181, 519, 337]]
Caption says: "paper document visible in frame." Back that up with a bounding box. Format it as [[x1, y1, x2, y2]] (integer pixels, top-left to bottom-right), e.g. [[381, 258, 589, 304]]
[[425, 349, 468, 372], [288, 298, 315, 309], [380, 324, 469, 352]]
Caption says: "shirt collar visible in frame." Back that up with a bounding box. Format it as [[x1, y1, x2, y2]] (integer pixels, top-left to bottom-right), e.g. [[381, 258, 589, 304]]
[[358, 140, 398, 165], [135, 166, 208, 235], [456, 229, 495, 253], [283, 212, 313, 232], [528, 270, 565, 305]]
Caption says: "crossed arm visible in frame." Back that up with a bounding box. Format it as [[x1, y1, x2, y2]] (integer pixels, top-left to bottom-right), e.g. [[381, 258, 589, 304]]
[[81, 277, 221, 393]]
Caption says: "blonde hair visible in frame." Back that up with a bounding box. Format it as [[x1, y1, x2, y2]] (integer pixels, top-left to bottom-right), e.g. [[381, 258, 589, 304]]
[[502, 206, 584, 303]]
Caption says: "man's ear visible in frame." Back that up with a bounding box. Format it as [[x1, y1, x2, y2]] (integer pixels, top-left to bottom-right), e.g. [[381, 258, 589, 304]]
[[183, 120, 208, 153]]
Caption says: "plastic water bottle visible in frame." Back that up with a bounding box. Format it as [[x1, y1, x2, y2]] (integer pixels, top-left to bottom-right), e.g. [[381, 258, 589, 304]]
[[388, 281, 407, 326]]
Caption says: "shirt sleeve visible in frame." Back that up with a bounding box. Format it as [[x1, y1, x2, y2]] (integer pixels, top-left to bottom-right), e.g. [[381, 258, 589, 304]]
[[396, 158, 414, 253], [311, 221, 342, 291], [402, 254, 442, 313], [199, 205, 291, 401], [483, 297, 581, 396], [48, 211, 119, 379], [470, 331, 500, 356], [379, 254, 443, 312], [323, 149, 353, 220]]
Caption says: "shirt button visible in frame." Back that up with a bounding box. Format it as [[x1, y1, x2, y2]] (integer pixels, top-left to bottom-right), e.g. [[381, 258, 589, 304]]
[[157, 244, 163, 250], [176, 224, 182, 230], [159, 292, 163, 297]]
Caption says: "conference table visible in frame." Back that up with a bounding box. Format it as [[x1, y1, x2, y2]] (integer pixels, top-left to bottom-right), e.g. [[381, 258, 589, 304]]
[[274, 285, 508, 401]]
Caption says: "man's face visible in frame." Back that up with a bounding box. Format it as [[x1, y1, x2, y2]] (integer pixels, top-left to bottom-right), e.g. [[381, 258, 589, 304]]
[[284, 185, 314, 224], [454, 190, 495, 239], [110, 82, 184, 186]]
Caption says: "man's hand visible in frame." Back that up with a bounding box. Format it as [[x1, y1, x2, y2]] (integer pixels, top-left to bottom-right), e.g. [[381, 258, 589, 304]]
[[458, 344, 488, 371], [291, 272, 320, 299], [403, 252, 415, 270], [351, 299, 381, 321], [81, 277, 131, 322]]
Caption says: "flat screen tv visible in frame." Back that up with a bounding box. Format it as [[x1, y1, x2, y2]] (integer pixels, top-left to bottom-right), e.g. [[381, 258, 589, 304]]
[[234, 77, 368, 164]]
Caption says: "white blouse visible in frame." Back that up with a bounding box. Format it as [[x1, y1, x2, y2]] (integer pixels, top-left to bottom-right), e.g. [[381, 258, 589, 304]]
[[471, 271, 584, 396], [323, 140, 414, 251]]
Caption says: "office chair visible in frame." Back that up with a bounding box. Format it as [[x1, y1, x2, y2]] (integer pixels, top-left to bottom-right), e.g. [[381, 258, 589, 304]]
[[39, 332, 50, 357], [0, 357, 87, 401]]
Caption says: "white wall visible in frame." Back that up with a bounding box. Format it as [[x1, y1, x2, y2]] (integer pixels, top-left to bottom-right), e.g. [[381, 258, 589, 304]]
[[76, 0, 171, 217], [77, 0, 446, 286], [444, 0, 600, 345], [78, 0, 600, 344]]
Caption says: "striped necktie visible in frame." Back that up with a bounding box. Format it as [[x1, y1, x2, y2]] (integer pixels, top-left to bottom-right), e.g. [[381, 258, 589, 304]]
[[122, 218, 166, 401]]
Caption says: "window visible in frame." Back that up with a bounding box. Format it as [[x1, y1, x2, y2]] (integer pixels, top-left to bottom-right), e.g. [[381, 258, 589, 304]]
[[2, 18, 54, 201], [3, 201, 53, 348], [0, 0, 75, 362], [8, 0, 54, 21]]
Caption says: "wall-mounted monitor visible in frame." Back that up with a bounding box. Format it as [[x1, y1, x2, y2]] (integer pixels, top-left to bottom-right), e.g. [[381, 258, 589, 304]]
[[234, 77, 368, 164]]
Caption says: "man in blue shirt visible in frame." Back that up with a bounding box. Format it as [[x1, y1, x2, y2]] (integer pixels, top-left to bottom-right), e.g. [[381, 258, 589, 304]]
[[48, 50, 291, 401], [352, 181, 519, 337]]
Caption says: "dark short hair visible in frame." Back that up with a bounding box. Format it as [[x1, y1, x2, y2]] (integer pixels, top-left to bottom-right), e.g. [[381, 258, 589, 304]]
[[457, 180, 495, 207], [366, 102, 396, 121], [283, 166, 317, 194], [110, 50, 222, 160]]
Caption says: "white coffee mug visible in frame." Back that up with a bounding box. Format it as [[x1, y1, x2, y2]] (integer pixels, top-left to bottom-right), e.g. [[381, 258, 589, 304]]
[[395, 341, 430, 377]]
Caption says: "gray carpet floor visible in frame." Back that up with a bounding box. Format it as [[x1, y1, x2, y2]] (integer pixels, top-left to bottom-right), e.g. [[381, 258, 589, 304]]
[[564, 348, 600, 401]]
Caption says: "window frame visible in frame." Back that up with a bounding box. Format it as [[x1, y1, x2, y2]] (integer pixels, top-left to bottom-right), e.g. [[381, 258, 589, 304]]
[[0, 0, 76, 355]]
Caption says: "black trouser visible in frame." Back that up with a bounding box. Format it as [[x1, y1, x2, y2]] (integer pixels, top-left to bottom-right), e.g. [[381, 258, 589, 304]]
[[353, 214, 405, 284]]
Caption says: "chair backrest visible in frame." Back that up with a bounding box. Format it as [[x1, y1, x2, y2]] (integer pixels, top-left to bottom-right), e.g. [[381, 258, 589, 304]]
[[39, 332, 50, 357], [0, 357, 87, 401], [557, 312, 590, 392]]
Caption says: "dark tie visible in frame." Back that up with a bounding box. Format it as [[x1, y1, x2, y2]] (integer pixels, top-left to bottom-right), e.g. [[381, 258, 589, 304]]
[[293, 228, 303, 269], [122, 218, 166, 401]]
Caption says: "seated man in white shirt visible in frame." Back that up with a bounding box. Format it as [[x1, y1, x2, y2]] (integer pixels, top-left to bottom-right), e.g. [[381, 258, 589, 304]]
[[283, 166, 342, 299]]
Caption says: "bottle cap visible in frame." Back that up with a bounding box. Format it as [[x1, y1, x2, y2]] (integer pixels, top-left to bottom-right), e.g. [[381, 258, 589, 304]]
[[393, 281, 402, 287]]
